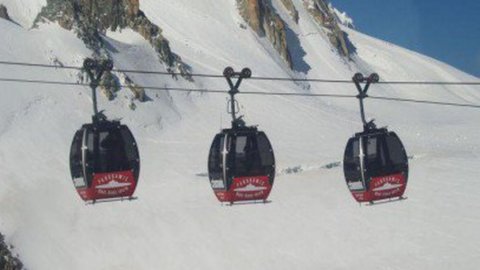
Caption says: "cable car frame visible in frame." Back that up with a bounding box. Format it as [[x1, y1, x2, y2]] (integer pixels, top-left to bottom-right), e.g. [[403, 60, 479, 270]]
[[208, 67, 275, 204], [343, 73, 409, 204], [69, 58, 140, 203]]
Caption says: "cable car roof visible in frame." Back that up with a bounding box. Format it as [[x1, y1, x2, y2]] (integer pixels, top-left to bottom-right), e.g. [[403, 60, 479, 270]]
[[221, 125, 259, 134]]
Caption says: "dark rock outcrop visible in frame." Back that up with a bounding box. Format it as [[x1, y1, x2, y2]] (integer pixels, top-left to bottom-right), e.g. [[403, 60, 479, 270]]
[[237, 0, 292, 68], [0, 4, 12, 22], [99, 70, 120, 100], [125, 76, 146, 102], [35, 0, 191, 100], [279, 0, 298, 23], [303, 0, 355, 57], [0, 234, 23, 270]]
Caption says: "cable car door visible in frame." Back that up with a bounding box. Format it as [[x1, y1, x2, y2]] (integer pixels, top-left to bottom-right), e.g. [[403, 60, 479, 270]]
[[208, 133, 229, 201], [90, 127, 136, 199], [363, 133, 407, 201], [70, 129, 87, 189], [344, 137, 368, 201], [228, 132, 272, 202]]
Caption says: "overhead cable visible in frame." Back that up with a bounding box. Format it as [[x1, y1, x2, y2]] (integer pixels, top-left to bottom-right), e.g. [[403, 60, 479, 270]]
[[1, 60, 479, 86]]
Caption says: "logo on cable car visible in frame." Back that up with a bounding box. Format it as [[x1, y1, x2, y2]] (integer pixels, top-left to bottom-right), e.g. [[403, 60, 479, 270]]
[[233, 184, 268, 192], [371, 174, 405, 197], [232, 176, 270, 199], [94, 172, 133, 196], [95, 180, 132, 189], [372, 182, 403, 192]]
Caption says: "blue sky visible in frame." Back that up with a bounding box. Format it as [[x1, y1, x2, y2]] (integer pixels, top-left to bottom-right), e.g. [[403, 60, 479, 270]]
[[330, 0, 480, 77]]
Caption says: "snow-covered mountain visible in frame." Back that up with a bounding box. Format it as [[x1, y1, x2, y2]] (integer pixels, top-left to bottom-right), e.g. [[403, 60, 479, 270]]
[[0, 0, 479, 269]]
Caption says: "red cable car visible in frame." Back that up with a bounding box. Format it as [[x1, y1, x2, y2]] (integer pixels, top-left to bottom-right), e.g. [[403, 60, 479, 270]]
[[69, 58, 140, 203], [344, 129, 408, 203], [70, 120, 140, 202], [207, 67, 275, 204], [343, 73, 409, 204], [208, 127, 275, 203]]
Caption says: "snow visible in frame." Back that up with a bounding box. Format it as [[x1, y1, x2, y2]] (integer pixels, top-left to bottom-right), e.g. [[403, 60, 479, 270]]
[[330, 5, 355, 28], [0, 0, 480, 269], [0, 0, 45, 28]]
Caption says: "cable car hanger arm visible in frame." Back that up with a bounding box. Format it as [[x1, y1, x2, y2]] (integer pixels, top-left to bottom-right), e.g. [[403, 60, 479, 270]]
[[83, 58, 113, 122], [223, 67, 252, 129], [353, 73, 380, 131]]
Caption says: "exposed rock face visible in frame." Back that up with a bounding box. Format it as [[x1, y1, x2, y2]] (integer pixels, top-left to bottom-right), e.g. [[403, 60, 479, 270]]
[[125, 76, 146, 102], [237, 0, 292, 68], [99, 70, 120, 100], [35, 0, 191, 100], [0, 234, 23, 270], [303, 0, 354, 57], [279, 0, 299, 23], [0, 4, 11, 22]]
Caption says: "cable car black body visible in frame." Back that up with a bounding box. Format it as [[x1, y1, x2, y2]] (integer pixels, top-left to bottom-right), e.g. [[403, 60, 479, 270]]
[[344, 128, 408, 203], [70, 119, 140, 202], [209, 126, 275, 203], [343, 73, 409, 203], [69, 59, 140, 203], [208, 68, 275, 204]]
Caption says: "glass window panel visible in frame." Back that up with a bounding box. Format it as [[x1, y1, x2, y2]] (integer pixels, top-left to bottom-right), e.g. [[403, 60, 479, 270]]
[[344, 138, 363, 186], [96, 129, 129, 173], [386, 135, 407, 165], [257, 133, 274, 166], [366, 137, 377, 158], [235, 136, 247, 154], [70, 130, 85, 187], [120, 127, 139, 164], [364, 136, 382, 178], [208, 134, 224, 175], [231, 134, 263, 176]]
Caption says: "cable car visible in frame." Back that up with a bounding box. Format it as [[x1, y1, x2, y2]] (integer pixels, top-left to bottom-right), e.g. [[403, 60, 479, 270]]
[[344, 129, 408, 203], [208, 126, 275, 203], [343, 73, 409, 203], [207, 67, 275, 204], [69, 58, 140, 203], [70, 120, 140, 202]]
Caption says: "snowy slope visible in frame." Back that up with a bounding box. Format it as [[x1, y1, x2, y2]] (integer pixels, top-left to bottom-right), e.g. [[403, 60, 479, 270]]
[[0, 0, 480, 269]]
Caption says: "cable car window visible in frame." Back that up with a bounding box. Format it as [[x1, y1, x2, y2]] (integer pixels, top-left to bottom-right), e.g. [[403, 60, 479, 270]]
[[85, 129, 95, 174], [233, 134, 262, 176], [96, 130, 129, 173], [364, 135, 391, 177], [352, 139, 359, 157], [344, 139, 363, 189], [208, 134, 224, 175], [70, 130, 86, 188], [257, 133, 274, 166], [386, 135, 406, 165], [364, 136, 383, 177], [120, 127, 139, 165], [365, 137, 377, 159], [235, 136, 247, 155], [226, 135, 232, 152]]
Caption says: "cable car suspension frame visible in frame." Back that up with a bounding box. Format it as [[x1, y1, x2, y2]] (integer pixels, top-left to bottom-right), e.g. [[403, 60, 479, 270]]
[[83, 58, 114, 122], [353, 72, 380, 131], [224, 67, 252, 129]]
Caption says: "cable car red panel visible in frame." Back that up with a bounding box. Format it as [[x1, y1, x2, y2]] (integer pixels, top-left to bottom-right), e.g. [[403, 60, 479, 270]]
[[75, 170, 137, 201], [351, 172, 406, 202], [213, 175, 272, 203]]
